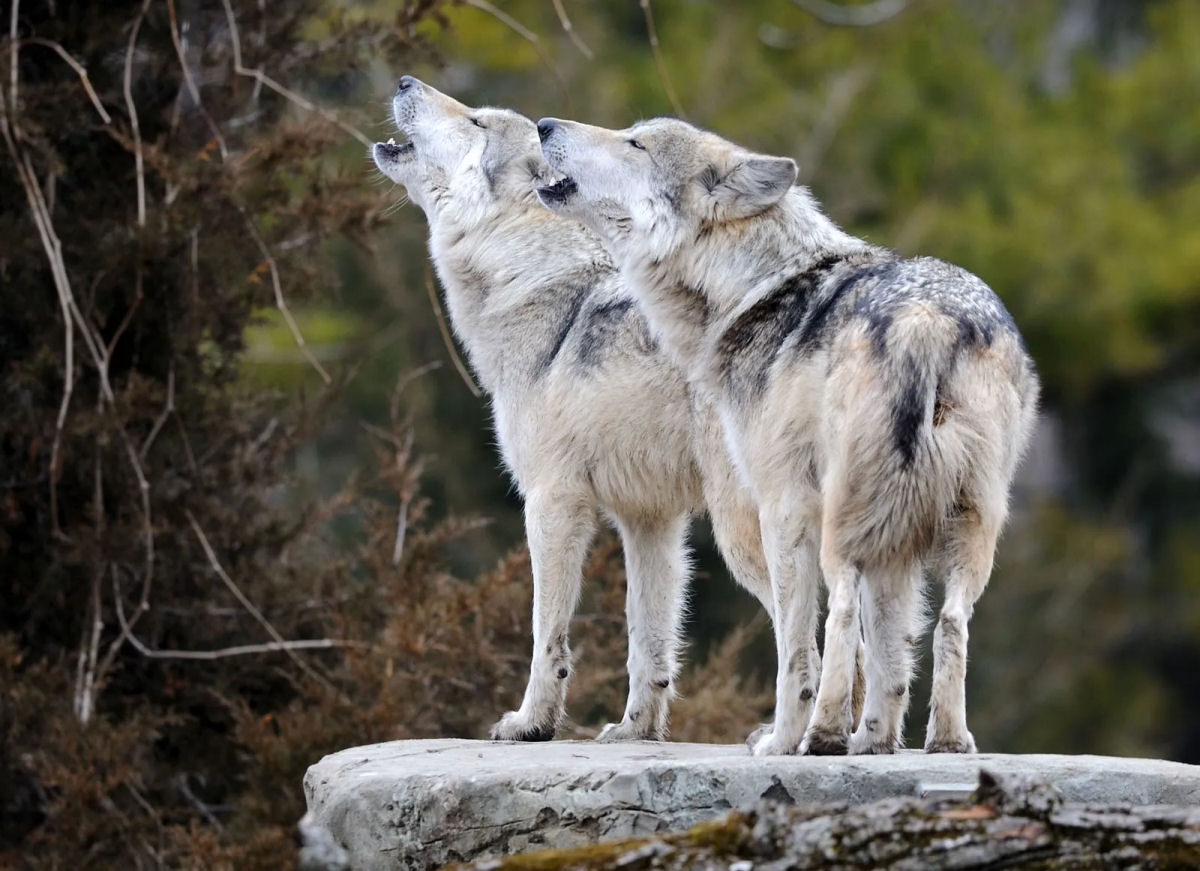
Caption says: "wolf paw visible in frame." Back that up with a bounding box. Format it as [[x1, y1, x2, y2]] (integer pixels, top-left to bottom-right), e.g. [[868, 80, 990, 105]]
[[750, 728, 802, 757], [489, 711, 555, 742], [848, 723, 898, 755], [801, 728, 849, 756], [745, 722, 772, 750], [595, 719, 663, 743], [848, 734, 898, 755], [925, 732, 977, 754]]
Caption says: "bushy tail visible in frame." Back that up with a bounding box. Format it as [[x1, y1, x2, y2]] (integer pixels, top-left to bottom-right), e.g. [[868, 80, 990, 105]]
[[831, 313, 976, 570]]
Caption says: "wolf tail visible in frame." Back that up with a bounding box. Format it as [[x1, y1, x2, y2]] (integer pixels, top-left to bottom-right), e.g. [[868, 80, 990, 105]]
[[829, 307, 982, 570]]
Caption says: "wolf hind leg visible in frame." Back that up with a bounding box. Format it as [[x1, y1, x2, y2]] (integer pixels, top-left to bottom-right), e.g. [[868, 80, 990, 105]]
[[925, 503, 1000, 753], [490, 489, 596, 742], [849, 564, 925, 754], [598, 512, 691, 742]]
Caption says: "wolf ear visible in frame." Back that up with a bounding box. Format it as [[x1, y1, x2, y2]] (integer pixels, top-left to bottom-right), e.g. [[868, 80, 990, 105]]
[[700, 155, 797, 219]]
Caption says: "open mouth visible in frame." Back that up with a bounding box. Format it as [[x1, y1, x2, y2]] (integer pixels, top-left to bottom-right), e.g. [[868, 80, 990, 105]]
[[537, 175, 577, 203], [375, 137, 415, 159]]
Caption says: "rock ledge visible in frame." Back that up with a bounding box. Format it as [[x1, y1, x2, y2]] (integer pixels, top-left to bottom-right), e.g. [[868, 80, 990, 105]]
[[302, 739, 1200, 871]]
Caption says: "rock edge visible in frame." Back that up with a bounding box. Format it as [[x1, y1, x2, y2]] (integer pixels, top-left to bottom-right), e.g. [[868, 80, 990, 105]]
[[302, 739, 1200, 871]]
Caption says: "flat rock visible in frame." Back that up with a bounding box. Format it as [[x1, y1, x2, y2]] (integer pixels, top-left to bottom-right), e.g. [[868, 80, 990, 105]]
[[301, 739, 1200, 871]]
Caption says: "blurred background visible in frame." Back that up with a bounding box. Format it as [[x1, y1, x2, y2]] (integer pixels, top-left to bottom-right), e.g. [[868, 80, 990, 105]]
[[3, 0, 1198, 867]]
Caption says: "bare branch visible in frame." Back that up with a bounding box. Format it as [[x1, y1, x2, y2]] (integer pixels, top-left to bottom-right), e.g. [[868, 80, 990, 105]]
[[74, 572, 103, 723], [424, 261, 481, 397], [790, 0, 909, 27], [105, 263, 141, 358], [389, 360, 440, 422], [392, 497, 410, 567], [461, 0, 572, 110], [220, 0, 372, 147], [2, 92, 84, 534], [186, 511, 341, 692], [17, 39, 112, 124], [8, 0, 18, 110], [139, 363, 174, 460], [123, 0, 151, 228], [550, 0, 593, 60], [166, 0, 228, 161], [639, 0, 684, 118], [111, 577, 366, 661], [238, 206, 333, 384]]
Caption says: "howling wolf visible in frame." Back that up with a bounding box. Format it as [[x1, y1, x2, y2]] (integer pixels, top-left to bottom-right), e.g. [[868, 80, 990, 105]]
[[536, 115, 1038, 756], [372, 80, 775, 743]]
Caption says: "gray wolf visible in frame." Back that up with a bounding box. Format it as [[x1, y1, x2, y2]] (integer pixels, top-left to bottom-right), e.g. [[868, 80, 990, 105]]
[[536, 115, 1038, 755], [372, 79, 775, 742]]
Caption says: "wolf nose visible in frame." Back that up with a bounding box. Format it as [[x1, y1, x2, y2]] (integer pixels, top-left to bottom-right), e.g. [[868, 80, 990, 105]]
[[537, 118, 556, 142], [397, 75, 417, 93]]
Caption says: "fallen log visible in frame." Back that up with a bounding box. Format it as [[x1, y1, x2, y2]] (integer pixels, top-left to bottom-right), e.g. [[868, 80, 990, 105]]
[[451, 770, 1200, 870]]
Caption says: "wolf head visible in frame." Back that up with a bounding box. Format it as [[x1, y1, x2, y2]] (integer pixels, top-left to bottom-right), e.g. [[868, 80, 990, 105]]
[[372, 77, 549, 220], [536, 116, 797, 258]]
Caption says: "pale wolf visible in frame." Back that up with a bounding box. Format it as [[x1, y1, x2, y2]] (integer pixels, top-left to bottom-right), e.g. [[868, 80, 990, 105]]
[[537, 116, 1038, 755], [372, 79, 774, 742]]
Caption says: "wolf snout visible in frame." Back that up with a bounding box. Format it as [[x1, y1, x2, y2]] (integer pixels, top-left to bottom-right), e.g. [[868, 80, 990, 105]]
[[537, 118, 557, 143], [396, 75, 419, 94]]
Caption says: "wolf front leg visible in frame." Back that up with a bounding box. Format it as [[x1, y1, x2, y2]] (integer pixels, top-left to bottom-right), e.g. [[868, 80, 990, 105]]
[[490, 490, 596, 742], [749, 505, 822, 757], [597, 513, 691, 742]]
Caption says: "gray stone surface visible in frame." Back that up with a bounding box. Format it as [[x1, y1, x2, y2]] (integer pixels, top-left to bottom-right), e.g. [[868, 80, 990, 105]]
[[302, 739, 1200, 871]]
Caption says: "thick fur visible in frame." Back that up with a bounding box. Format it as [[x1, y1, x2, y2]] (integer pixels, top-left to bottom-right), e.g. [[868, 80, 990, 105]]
[[537, 116, 1038, 756], [372, 80, 774, 743]]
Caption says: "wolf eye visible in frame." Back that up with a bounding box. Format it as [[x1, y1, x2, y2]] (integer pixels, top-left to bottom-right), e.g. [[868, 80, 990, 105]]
[[628, 139, 645, 150], [470, 118, 487, 129]]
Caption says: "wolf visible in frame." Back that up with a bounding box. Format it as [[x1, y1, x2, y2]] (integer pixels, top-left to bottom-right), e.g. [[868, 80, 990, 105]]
[[536, 115, 1038, 756], [372, 78, 777, 743]]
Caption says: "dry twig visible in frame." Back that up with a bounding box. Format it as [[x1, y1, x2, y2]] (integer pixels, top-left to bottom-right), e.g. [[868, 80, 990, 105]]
[[220, 0, 373, 147], [186, 511, 345, 694], [238, 206, 333, 384], [123, 0, 151, 228], [424, 260, 481, 397], [111, 575, 365, 661], [166, 0, 228, 161], [8, 0, 18, 109], [550, 0, 593, 60], [73, 573, 104, 724], [17, 38, 112, 123], [461, 0, 572, 109], [639, 0, 685, 117], [140, 364, 175, 459]]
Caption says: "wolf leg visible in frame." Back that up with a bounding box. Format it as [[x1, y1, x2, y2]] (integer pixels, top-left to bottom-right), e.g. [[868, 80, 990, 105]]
[[490, 490, 596, 742], [925, 506, 998, 753], [749, 506, 821, 756], [801, 546, 862, 756], [597, 513, 690, 742], [849, 565, 924, 754]]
